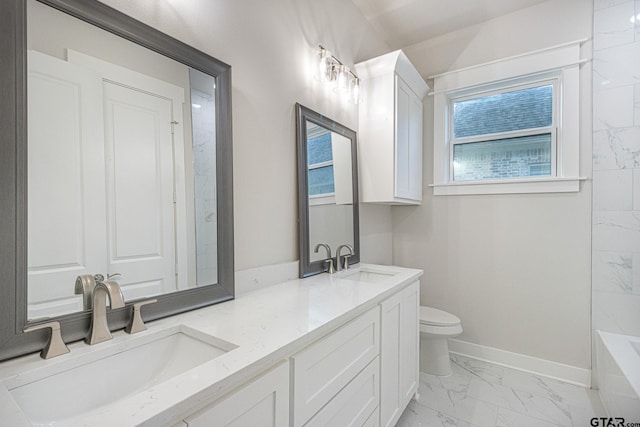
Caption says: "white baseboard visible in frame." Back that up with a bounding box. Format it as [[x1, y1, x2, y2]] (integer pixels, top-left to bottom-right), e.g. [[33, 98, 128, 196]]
[[448, 338, 592, 388]]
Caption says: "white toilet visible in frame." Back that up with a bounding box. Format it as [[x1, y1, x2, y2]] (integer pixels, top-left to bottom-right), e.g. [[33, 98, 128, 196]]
[[419, 306, 463, 376]]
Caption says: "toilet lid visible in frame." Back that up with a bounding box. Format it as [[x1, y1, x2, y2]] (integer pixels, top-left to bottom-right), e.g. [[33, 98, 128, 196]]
[[420, 306, 461, 327]]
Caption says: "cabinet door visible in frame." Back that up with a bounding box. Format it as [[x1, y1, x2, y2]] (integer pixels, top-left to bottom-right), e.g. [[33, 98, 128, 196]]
[[380, 290, 403, 427], [185, 362, 289, 427], [380, 282, 420, 427], [394, 76, 423, 203], [395, 76, 411, 200], [401, 282, 420, 403]]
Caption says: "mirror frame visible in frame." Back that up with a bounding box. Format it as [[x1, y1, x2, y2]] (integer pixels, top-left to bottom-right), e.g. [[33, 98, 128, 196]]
[[295, 103, 360, 277], [0, 0, 234, 361]]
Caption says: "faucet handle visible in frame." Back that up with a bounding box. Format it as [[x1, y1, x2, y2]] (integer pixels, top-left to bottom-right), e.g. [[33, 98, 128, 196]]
[[341, 254, 352, 270], [23, 321, 70, 359], [125, 299, 157, 334], [324, 259, 335, 274]]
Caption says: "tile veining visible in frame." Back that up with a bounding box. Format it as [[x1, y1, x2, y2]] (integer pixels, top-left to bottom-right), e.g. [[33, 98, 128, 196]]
[[398, 354, 605, 427]]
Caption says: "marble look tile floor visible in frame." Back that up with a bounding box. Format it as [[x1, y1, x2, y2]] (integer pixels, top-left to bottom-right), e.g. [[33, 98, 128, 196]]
[[397, 354, 605, 427]]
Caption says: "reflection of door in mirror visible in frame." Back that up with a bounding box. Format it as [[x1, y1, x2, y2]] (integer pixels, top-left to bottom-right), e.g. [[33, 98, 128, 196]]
[[25, 0, 220, 320], [306, 122, 354, 263], [27, 50, 186, 319]]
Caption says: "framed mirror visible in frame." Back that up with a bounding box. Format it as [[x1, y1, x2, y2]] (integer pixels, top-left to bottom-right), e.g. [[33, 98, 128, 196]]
[[0, 0, 234, 361], [295, 104, 360, 277]]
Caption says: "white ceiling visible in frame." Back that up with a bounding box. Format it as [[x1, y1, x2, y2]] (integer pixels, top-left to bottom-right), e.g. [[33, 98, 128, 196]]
[[351, 0, 550, 49]]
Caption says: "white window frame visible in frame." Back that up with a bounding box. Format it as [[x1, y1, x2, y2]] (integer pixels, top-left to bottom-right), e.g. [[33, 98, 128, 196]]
[[448, 75, 559, 182], [431, 40, 586, 195]]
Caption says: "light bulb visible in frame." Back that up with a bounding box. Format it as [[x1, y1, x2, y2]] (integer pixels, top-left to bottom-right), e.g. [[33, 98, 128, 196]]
[[351, 78, 360, 104], [337, 65, 349, 93], [318, 48, 331, 82]]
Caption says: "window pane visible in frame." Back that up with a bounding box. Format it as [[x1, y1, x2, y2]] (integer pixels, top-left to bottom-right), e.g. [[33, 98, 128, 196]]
[[308, 165, 335, 195], [453, 134, 552, 181], [307, 132, 333, 165], [453, 85, 553, 138]]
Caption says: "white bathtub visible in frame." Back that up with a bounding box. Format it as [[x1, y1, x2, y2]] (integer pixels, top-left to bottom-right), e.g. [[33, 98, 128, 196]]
[[596, 331, 640, 419]]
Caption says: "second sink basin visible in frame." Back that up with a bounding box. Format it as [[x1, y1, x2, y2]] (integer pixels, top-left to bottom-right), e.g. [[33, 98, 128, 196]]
[[5, 325, 236, 426], [340, 268, 398, 283]]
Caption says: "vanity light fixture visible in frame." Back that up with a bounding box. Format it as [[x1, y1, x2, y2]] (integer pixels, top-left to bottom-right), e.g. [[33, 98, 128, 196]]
[[317, 45, 360, 104]]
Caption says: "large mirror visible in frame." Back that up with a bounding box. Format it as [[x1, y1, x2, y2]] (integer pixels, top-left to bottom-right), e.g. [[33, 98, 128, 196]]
[[295, 104, 360, 277], [0, 0, 234, 361]]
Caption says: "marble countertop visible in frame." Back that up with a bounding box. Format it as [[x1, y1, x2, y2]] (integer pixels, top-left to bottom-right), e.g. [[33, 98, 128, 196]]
[[0, 263, 422, 427]]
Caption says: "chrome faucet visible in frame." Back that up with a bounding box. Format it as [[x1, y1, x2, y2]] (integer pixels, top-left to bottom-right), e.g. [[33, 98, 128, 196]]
[[336, 244, 354, 272], [85, 279, 125, 345], [314, 243, 335, 274]]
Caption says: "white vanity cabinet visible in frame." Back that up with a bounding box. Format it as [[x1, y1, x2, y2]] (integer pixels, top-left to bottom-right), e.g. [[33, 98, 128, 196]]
[[380, 281, 420, 427], [292, 306, 380, 426], [184, 361, 289, 427], [355, 51, 429, 205]]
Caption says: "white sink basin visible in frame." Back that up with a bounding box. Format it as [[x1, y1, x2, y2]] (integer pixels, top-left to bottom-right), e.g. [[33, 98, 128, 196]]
[[340, 268, 398, 283], [5, 325, 236, 426]]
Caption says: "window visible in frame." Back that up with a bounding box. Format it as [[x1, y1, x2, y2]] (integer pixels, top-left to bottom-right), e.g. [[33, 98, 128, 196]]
[[307, 124, 335, 204], [431, 41, 584, 195], [450, 81, 556, 182]]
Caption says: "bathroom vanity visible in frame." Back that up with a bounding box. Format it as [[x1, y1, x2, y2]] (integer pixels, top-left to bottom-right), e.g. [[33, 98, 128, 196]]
[[0, 264, 422, 426]]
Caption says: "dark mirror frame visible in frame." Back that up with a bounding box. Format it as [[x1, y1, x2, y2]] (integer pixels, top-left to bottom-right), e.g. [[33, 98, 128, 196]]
[[295, 103, 360, 278], [0, 0, 234, 362]]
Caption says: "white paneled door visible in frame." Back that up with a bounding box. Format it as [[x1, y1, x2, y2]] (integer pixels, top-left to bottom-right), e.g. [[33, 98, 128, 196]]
[[28, 50, 186, 318], [103, 82, 177, 298], [27, 50, 107, 317]]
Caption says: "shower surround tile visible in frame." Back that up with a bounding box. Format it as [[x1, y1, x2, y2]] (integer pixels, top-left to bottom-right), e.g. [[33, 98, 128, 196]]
[[593, 1, 635, 50], [592, 170, 633, 210], [593, 87, 635, 130], [592, 211, 640, 253], [593, 41, 640, 90], [635, 84, 640, 125], [593, 290, 640, 336], [592, 0, 640, 342], [592, 251, 633, 293], [592, 127, 640, 170]]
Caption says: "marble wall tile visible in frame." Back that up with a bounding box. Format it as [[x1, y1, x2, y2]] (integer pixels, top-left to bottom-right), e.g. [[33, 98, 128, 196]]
[[594, 1, 635, 50], [595, 0, 631, 11], [593, 170, 633, 210], [592, 251, 633, 293], [592, 290, 640, 335], [593, 41, 640, 90], [635, 84, 640, 125], [593, 86, 635, 130], [636, 0, 640, 39], [592, 211, 640, 252], [634, 253, 640, 294], [634, 169, 640, 209], [592, 127, 640, 170]]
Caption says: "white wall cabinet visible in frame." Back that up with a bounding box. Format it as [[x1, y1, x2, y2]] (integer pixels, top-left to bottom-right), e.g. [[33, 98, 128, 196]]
[[380, 281, 420, 427], [184, 362, 289, 427], [356, 51, 429, 205]]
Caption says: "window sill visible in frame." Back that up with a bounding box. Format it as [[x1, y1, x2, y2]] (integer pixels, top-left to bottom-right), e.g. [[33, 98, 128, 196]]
[[430, 177, 586, 196]]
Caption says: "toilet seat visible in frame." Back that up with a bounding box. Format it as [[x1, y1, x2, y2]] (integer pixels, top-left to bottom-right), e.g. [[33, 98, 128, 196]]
[[420, 306, 461, 327]]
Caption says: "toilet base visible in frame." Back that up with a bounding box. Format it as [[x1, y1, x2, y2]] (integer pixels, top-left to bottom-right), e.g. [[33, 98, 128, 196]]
[[420, 334, 453, 376]]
